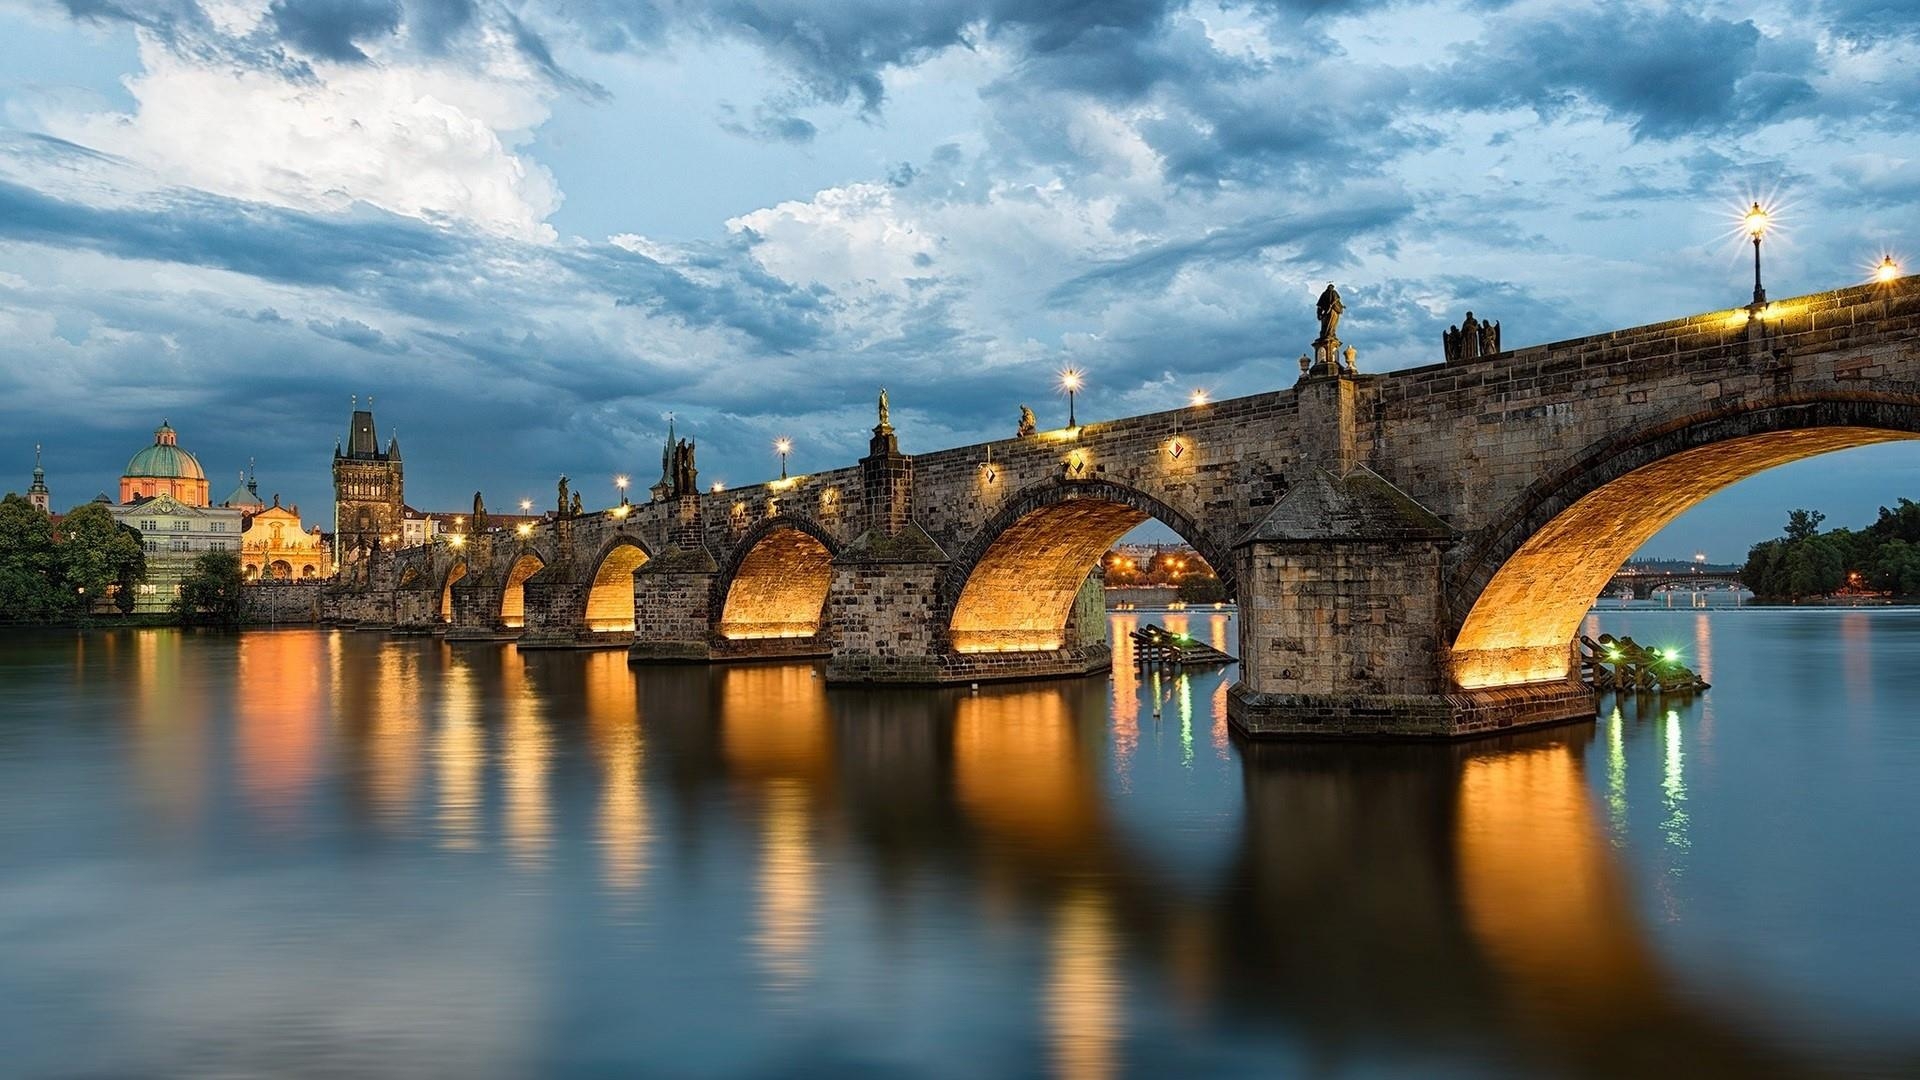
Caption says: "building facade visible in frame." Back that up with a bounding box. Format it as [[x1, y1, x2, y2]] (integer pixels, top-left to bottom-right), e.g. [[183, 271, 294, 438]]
[[332, 400, 404, 565], [27, 444, 50, 513], [240, 496, 330, 580], [111, 491, 244, 612]]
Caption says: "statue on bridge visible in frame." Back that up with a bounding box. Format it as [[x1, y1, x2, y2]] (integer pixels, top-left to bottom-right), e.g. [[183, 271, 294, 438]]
[[1018, 405, 1037, 437], [672, 438, 698, 497], [876, 387, 891, 433], [1444, 312, 1501, 362], [557, 474, 570, 516], [472, 491, 488, 534], [1315, 282, 1344, 344], [570, 491, 583, 517]]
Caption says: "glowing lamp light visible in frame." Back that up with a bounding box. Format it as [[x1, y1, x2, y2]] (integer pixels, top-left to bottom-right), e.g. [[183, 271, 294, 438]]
[[774, 437, 792, 480], [1168, 438, 1187, 460], [1744, 201, 1769, 239], [711, 481, 725, 493], [448, 534, 465, 548], [1190, 389, 1209, 407], [519, 498, 532, 512], [612, 504, 630, 519], [516, 523, 532, 537], [1059, 367, 1084, 427], [1877, 255, 1900, 283]]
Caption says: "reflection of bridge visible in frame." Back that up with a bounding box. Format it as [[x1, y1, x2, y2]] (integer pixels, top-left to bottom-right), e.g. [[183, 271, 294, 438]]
[[1604, 570, 1746, 599], [285, 632, 1917, 1077], [333, 277, 1920, 737]]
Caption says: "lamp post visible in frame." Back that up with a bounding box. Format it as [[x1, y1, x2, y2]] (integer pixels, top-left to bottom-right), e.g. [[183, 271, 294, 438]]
[[1060, 368, 1083, 427], [1878, 255, 1900, 283], [1745, 201, 1769, 307], [519, 498, 532, 513], [615, 475, 630, 506], [1189, 388, 1209, 407], [775, 437, 792, 480]]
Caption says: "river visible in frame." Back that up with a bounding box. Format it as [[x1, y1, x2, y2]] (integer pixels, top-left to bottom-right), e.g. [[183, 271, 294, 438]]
[[1, 606, 1916, 1077]]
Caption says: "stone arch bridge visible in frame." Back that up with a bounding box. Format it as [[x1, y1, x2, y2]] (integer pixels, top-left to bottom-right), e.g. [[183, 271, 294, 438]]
[[332, 278, 1920, 738], [1604, 570, 1746, 600]]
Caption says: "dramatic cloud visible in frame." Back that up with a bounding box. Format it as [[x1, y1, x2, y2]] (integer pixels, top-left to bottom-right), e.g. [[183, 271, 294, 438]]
[[3, 0, 1920, 556]]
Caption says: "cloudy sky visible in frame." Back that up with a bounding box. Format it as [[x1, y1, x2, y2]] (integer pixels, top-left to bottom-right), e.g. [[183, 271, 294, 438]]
[[2, 0, 1918, 559]]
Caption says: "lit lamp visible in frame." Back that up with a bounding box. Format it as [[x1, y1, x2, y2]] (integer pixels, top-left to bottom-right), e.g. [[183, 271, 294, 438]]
[[1878, 255, 1900, 283], [519, 498, 532, 513], [711, 481, 725, 493], [775, 437, 792, 480], [1745, 201, 1769, 307], [1060, 368, 1083, 427], [516, 522, 531, 537], [615, 475, 630, 506], [1189, 388, 1209, 407]]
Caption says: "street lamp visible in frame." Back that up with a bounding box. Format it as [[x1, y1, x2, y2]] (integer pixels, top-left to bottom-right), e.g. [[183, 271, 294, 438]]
[[1745, 201, 1769, 306], [519, 498, 532, 513], [1877, 255, 1900, 283], [775, 437, 792, 480], [1189, 388, 1209, 407], [1060, 368, 1083, 427], [615, 475, 630, 506]]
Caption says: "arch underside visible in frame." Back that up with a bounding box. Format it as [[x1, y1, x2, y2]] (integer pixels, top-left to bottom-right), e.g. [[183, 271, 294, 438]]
[[950, 500, 1154, 654], [499, 553, 545, 628], [586, 544, 650, 633], [720, 527, 834, 640], [440, 561, 467, 621], [1452, 427, 1917, 689]]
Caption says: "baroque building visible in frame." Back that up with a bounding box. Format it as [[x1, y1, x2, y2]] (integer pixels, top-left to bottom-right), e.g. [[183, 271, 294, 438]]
[[331, 399, 403, 565], [121, 421, 210, 505], [111, 491, 244, 611], [240, 496, 329, 580]]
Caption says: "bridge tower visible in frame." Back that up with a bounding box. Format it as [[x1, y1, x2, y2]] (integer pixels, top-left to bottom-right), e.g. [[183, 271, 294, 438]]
[[331, 396, 404, 564]]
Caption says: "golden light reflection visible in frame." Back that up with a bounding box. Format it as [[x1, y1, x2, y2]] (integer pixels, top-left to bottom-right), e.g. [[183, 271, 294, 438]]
[[1109, 614, 1139, 782], [435, 655, 483, 850], [954, 687, 1099, 856], [234, 632, 324, 827], [720, 665, 831, 785], [500, 657, 551, 870], [1660, 710, 1689, 856], [1456, 743, 1656, 1006], [585, 651, 650, 897], [363, 639, 423, 827], [1210, 679, 1229, 758], [1605, 706, 1628, 845], [131, 629, 206, 829], [755, 780, 817, 994], [1048, 887, 1118, 1080]]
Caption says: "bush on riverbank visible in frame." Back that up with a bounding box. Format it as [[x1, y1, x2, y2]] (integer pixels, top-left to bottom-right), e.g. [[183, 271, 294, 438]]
[[0, 494, 147, 623]]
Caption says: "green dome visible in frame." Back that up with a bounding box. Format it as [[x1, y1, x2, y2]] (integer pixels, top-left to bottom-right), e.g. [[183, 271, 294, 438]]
[[124, 422, 206, 481]]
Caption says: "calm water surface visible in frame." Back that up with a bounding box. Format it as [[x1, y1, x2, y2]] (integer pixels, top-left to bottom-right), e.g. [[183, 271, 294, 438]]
[[2, 607, 1918, 1078]]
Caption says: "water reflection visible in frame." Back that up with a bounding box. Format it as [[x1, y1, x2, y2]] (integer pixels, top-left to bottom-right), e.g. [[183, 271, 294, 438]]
[[4, 624, 1918, 1078]]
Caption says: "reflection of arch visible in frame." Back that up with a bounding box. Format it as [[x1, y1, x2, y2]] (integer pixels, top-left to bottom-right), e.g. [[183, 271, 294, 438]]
[[439, 559, 468, 622], [585, 537, 652, 633], [942, 478, 1231, 654], [1449, 397, 1920, 689], [499, 552, 546, 629], [715, 517, 840, 640]]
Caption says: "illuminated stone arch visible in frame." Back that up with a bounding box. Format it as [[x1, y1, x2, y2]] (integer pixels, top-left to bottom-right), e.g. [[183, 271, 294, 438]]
[[438, 558, 468, 622], [583, 535, 653, 633], [497, 551, 548, 629], [1447, 395, 1920, 690], [713, 516, 841, 641], [941, 477, 1234, 654]]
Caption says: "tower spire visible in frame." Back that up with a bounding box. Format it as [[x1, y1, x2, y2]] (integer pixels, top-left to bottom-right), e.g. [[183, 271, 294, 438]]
[[28, 443, 50, 513]]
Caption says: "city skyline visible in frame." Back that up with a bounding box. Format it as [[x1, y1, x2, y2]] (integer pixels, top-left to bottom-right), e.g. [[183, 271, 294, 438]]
[[4, 0, 1920, 557]]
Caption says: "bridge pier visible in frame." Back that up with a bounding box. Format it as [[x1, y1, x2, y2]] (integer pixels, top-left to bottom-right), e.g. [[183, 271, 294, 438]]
[[445, 572, 507, 641]]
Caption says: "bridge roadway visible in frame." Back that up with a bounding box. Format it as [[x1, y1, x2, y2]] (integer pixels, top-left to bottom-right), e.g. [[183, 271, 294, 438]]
[[332, 276, 1920, 737]]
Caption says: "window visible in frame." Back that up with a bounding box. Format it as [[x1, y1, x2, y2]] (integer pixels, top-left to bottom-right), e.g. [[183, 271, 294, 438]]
[[173, 520, 189, 532], [170, 539, 189, 552], [208, 540, 228, 551], [210, 522, 226, 533], [144, 540, 159, 553], [140, 520, 157, 532]]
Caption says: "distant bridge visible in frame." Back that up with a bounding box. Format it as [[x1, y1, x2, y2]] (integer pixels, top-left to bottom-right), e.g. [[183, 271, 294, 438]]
[[1603, 570, 1746, 600], [331, 277, 1920, 738]]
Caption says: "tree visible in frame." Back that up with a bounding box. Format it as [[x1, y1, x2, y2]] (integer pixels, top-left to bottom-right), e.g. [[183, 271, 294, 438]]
[[56, 502, 145, 616], [1176, 573, 1227, 604], [174, 550, 246, 627], [0, 492, 62, 621], [1784, 508, 1826, 542]]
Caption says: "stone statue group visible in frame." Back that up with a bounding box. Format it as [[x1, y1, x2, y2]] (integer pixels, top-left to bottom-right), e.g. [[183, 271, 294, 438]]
[[1443, 311, 1501, 362]]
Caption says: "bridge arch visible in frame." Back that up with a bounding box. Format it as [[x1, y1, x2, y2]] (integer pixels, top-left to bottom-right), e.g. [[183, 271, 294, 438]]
[[498, 551, 548, 629], [941, 477, 1233, 654], [438, 557, 468, 622], [584, 535, 653, 633], [714, 516, 841, 642], [1448, 394, 1920, 689]]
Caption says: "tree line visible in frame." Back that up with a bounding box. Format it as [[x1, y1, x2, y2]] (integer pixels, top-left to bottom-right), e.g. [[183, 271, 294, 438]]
[[0, 493, 245, 625], [1742, 500, 1920, 600]]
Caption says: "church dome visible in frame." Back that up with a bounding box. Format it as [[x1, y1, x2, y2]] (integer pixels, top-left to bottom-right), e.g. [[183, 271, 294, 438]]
[[124, 421, 206, 481]]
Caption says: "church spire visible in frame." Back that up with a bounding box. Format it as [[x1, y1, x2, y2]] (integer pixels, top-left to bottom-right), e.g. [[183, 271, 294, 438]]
[[28, 443, 50, 513]]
